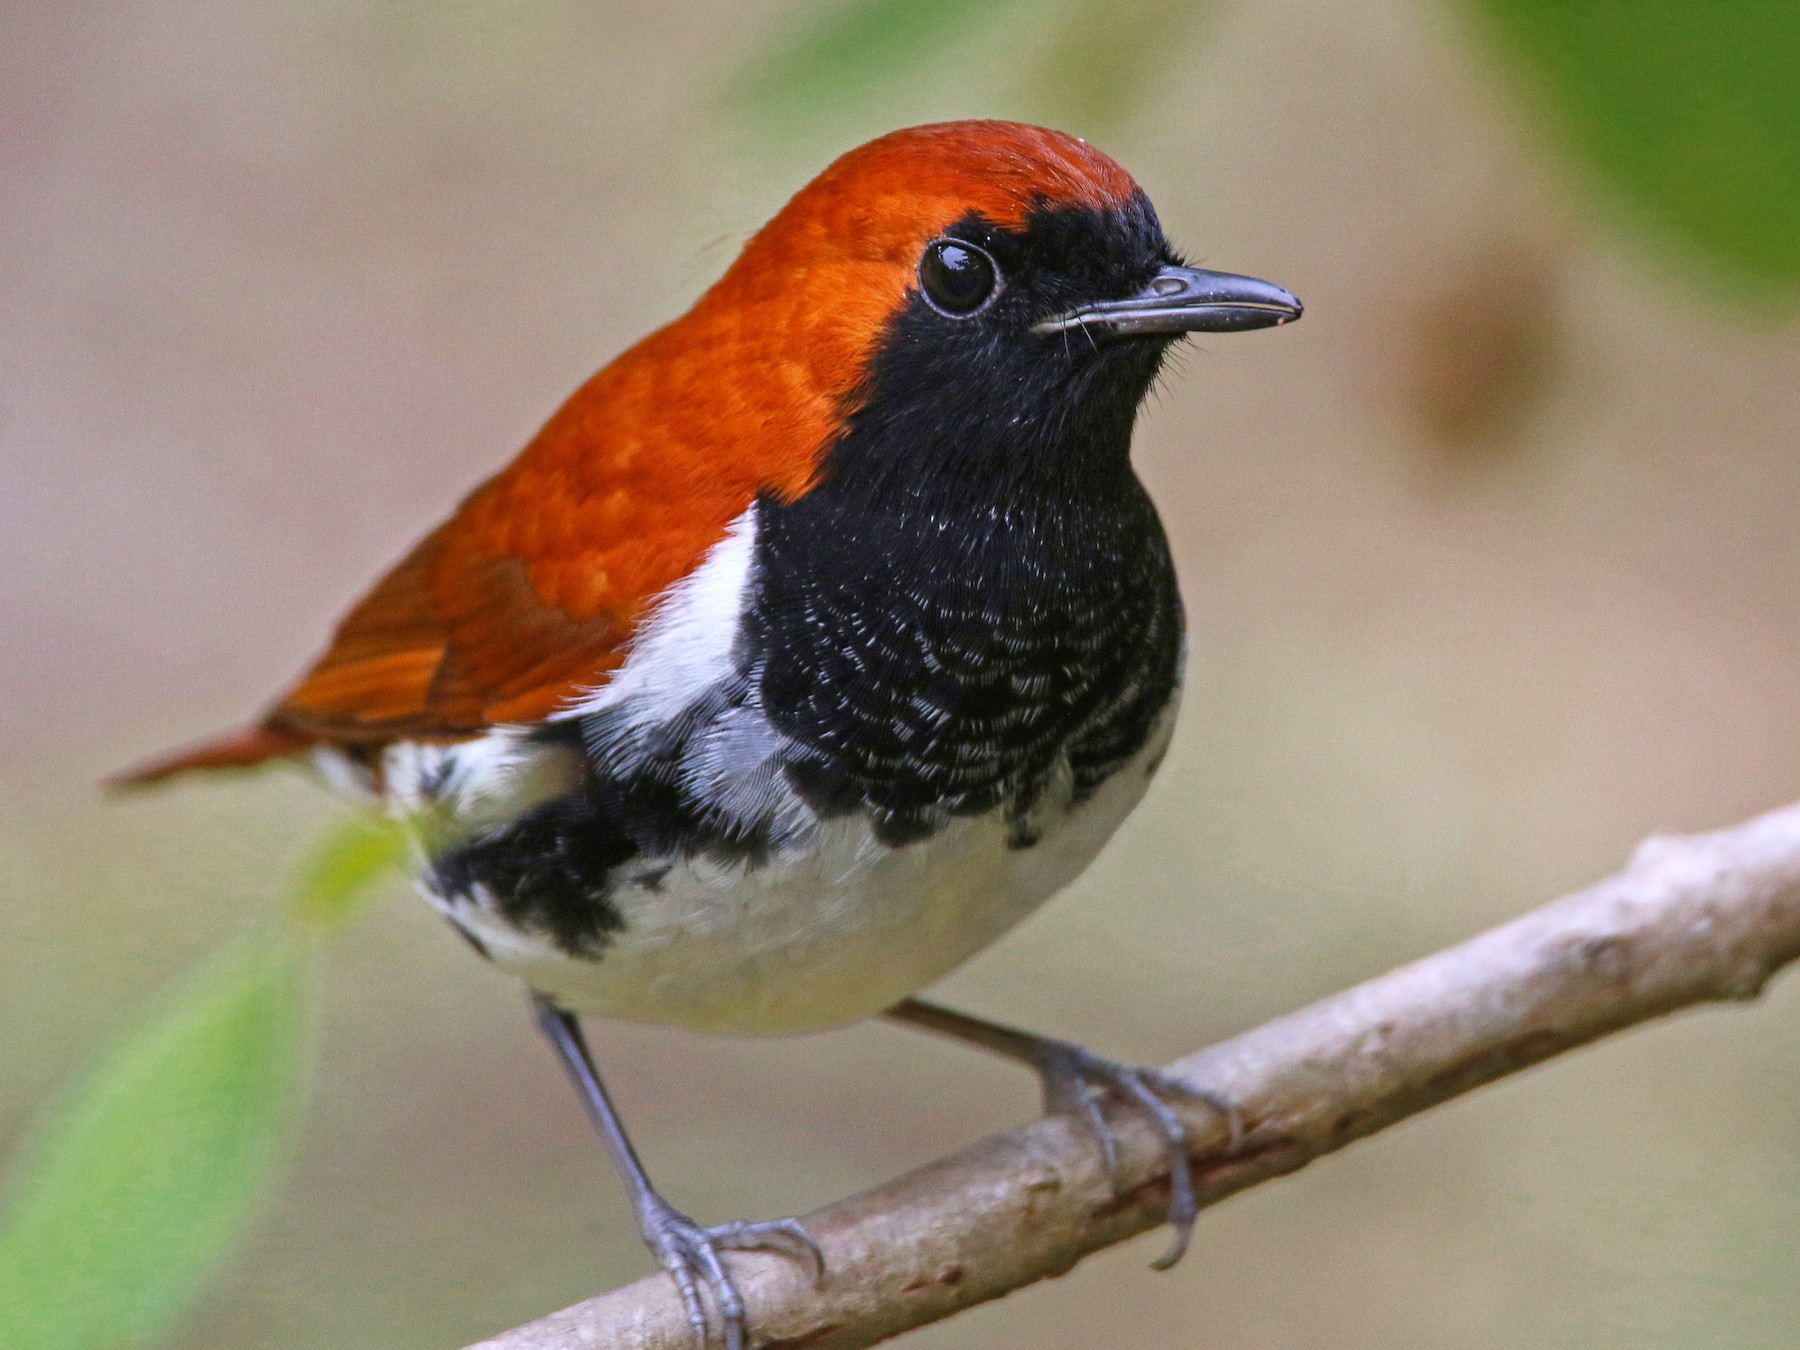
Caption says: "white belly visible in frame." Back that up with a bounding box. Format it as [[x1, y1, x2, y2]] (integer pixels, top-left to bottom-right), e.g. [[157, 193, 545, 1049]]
[[436, 721, 1170, 1035]]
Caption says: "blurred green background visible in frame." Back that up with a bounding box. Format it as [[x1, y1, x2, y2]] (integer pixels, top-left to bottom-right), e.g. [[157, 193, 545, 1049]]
[[4, 0, 1800, 1346]]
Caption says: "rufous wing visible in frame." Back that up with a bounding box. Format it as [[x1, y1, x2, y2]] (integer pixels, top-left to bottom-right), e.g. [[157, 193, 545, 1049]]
[[113, 460, 762, 785]]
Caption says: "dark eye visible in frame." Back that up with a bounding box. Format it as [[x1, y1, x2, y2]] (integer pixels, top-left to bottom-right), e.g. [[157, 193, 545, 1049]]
[[918, 239, 999, 317]]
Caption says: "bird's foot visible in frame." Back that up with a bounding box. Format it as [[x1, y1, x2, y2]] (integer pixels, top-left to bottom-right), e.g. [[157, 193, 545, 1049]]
[[637, 1193, 824, 1350], [1026, 1040, 1241, 1270]]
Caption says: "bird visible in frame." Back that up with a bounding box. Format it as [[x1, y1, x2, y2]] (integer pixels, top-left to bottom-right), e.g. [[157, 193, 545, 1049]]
[[118, 120, 1300, 1347]]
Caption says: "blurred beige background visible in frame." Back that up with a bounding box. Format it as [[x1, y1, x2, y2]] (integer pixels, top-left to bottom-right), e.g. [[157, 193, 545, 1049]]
[[5, 0, 1800, 1346]]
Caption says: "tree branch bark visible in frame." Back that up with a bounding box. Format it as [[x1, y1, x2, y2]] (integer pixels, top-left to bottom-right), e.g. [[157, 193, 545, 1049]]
[[468, 800, 1800, 1350]]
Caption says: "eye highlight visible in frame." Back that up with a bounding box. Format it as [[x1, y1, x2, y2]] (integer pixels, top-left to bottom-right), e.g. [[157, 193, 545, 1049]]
[[918, 239, 999, 317]]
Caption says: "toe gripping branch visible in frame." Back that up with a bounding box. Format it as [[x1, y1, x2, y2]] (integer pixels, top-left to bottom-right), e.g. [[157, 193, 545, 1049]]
[[886, 998, 1243, 1270], [530, 994, 823, 1350]]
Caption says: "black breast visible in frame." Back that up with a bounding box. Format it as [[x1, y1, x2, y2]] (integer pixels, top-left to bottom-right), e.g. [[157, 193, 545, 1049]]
[[749, 478, 1183, 848]]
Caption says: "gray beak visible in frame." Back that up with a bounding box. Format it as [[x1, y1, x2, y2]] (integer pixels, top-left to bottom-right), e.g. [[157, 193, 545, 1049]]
[[1034, 264, 1303, 337]]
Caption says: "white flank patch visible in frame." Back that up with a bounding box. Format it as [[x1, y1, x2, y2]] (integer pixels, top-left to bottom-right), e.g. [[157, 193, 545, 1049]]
[[555, 502, 758, 739]]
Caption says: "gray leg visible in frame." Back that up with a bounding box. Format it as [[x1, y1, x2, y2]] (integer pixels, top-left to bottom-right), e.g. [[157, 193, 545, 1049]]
[[531, 994, 823, 1350], [885, 998, 1240, 1270]]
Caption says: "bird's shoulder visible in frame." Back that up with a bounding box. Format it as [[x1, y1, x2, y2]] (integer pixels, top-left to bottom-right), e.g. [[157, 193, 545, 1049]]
[[276, 341, 820, 741]]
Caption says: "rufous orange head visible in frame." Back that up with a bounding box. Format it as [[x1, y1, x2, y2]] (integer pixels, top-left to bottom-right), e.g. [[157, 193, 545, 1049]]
[[688, 122, 1139, 403], [640, 120, 1298, 496]]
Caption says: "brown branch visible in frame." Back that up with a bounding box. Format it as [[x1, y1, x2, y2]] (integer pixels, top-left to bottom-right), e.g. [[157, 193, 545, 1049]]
[[468, 800, 1800, 1350]]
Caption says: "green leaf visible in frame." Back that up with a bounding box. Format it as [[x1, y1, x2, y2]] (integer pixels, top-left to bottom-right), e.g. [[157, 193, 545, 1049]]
[[0, 939, 305, 1350], [1472, 0, 1800, 299], [727, 0, 1027, 125], [288, 811, 413, 935]]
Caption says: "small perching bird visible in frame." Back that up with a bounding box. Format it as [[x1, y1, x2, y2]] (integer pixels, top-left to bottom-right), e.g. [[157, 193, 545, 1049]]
[[120, 121, 1300, 1348]]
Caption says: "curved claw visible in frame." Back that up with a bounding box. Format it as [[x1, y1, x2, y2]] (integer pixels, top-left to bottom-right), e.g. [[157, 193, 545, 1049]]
[[1029, 1044, 1240, 1271], [709, 1217, 826, 1288], [639, 1198, 825, 1349]]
